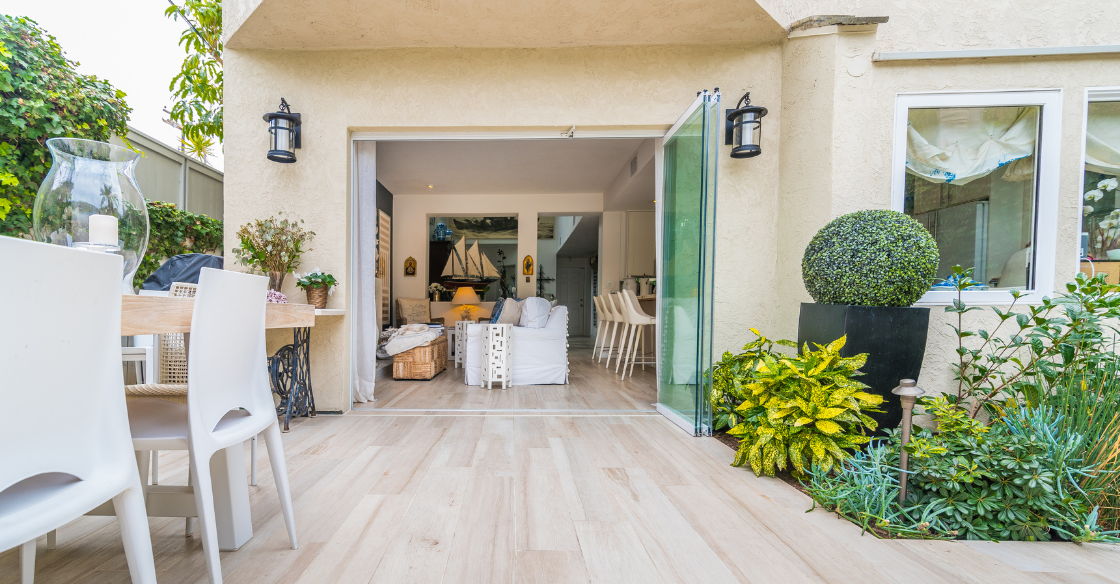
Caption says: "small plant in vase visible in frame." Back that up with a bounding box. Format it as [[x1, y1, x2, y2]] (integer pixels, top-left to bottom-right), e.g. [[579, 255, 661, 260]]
[[232, 212, 315, 291], [296, 269, 337, 309], [1084, 177, 1120, 259], [428, 282, 447, 301]]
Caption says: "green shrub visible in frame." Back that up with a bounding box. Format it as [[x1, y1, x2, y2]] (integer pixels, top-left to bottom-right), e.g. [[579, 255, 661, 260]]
[[0, 15, 132, 236], [710, 329, 795, 431], [805, 399, 1119, 542], [723, 332, 883, 478], [134, 200, 222, 287], [801, 209, 939, 307]]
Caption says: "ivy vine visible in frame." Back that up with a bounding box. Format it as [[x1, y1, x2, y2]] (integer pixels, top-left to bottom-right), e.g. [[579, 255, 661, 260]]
[[135, 199, 222, 288], [0, 15, 132, 236]]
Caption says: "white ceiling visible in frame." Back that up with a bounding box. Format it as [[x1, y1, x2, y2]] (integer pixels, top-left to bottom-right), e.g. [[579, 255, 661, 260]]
[[376, 138, 645, 196]]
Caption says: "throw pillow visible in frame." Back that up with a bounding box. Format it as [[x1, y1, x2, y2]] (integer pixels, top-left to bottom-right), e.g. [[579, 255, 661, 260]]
[[490, 297, 506, 323], [496, 299, 522, 325], [519, 297, 551, 329]]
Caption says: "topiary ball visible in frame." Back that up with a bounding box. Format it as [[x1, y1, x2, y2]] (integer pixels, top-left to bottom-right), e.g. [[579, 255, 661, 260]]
[[802, 210, 939, 307]]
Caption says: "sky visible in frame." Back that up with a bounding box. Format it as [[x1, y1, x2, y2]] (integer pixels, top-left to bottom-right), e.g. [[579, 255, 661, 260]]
[[0, 0, 224, 170]]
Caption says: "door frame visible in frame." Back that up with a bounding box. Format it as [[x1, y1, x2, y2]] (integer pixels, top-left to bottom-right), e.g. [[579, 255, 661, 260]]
[[348, 128, 668, 409]]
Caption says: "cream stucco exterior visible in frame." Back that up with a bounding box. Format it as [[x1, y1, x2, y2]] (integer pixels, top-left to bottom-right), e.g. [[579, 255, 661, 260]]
[[223, 0, 1120, 414]]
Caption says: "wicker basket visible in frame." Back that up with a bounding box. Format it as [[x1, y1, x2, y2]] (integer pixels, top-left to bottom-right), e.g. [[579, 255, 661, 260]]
[[305, 285, 329, 309], [393, 334, 448, 380]]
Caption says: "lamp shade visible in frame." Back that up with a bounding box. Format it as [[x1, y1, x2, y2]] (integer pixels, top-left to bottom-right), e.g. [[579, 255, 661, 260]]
[[451, 286, 481, 305]]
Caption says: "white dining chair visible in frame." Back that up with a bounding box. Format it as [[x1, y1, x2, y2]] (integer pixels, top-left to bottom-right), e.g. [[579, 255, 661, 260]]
[[620, 289, 657, 379], [0, 237, 157, 584], [126, 267, 297, 584]]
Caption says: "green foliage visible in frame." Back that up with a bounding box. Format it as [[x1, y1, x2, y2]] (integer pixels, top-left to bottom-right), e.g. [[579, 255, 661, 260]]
[[233, 213, 314, 275], [806, 401, 1119, 542], [135, 199, 222, 287], [944, 265, 1120, 418], [296, 270, 337, 290], [1049, 362, 1120, 531], [0, 15, 131, 236], [724, 333, 884, 478], [710, 328, 797, 431], [802, 210, 939, 307], [165, 0, 222, 144]]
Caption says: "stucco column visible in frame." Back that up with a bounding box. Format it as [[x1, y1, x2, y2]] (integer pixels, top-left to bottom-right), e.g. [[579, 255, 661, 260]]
[[518, 211, 538, 298]]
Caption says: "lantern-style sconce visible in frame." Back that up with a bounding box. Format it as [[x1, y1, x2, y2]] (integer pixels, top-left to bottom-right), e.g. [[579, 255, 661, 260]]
[[263, 98, 302, 163], [725, 91, 768, 158]]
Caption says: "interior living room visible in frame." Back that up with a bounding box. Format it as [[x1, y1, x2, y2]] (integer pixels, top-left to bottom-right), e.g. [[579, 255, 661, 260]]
[[356, 137, 659, 411]]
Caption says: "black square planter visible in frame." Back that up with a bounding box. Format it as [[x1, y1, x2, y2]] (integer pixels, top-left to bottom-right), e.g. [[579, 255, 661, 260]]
[[797, 303, 930, 431]]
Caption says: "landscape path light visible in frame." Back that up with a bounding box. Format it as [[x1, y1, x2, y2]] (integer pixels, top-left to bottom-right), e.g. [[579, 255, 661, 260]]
[[891, 378, 925, 504]]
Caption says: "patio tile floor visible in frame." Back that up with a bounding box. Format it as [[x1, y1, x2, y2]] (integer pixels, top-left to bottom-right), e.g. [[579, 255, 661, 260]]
[[3, 412, 1119, 583]]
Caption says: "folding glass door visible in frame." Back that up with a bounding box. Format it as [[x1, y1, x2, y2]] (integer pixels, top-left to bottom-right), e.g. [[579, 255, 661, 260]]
[[657, 90, 719, 436]]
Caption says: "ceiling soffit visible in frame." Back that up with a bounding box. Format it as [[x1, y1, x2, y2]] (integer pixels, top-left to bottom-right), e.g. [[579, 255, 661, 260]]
[[228, 0, 785, 50]]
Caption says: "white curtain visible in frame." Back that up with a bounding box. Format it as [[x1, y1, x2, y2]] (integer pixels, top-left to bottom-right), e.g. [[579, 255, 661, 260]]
[[907, 107, 1038, 186], [1087, 102, 1120, 176], [352, 141, 379, 403]]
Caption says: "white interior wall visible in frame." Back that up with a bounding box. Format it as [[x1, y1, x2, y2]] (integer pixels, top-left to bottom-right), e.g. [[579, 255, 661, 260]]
[[599, 211, 625, 295], [537, 237, 559, 297]]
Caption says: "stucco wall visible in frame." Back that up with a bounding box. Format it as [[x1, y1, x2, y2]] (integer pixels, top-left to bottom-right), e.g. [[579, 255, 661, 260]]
[[224, 43, 783, 411], [772, 23, 1117, 398], [756, 0, 1120, 51]]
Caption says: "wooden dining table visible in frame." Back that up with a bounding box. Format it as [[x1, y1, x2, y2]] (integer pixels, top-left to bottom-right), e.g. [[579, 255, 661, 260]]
[[109, 295, 319, 551]]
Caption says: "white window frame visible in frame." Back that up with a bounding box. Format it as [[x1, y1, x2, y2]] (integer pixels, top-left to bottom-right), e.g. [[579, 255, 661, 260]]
[[1079, 87, 1120, 272], [891, 89, 1063, 306]]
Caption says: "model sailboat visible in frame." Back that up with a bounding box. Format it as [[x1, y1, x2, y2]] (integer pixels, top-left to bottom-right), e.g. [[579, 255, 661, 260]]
[[441, 237, 500, 287]]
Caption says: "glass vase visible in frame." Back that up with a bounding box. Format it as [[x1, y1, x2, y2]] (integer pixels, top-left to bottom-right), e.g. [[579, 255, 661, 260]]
[[268, 271, 286, 292], [32, 138, 149, 291]]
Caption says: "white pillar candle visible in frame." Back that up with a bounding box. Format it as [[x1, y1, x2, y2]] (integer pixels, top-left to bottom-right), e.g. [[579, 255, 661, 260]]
[[88, 214, 118, 246]]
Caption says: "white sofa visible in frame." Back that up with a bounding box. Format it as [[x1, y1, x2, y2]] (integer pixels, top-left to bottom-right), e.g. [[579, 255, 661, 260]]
[[464, 305, 569, 386]]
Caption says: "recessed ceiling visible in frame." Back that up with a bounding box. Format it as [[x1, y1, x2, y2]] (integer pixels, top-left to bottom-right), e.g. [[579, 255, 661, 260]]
[[377, 139, 645, 196]]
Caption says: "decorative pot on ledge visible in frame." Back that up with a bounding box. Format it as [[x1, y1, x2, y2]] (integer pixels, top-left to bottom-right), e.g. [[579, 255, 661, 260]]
[[797, 303, 930, 430], [305, 286, 328, 309]]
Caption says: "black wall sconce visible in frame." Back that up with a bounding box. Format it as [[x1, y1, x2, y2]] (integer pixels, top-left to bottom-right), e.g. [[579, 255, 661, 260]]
[[725, 91, 767, 158], [263, 98, 301, 163]]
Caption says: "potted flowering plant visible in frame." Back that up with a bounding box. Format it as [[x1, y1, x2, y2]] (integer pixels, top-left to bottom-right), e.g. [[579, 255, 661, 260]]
[[296, 269, 337, 309], [232, 213, 315, 291], [1083, 177, 1120, 259], [428, 282, 447, 301]]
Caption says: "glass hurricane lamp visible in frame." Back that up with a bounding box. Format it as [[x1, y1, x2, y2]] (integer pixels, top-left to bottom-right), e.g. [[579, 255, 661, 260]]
[[32, 138, 149, 292]]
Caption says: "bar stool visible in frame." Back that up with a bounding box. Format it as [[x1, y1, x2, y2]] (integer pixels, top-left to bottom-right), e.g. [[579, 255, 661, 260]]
[[620, 289, 656, 379], [611, 292, 633, 374]]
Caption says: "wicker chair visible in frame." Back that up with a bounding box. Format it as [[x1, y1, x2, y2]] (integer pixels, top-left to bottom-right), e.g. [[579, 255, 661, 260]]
[[125, 282, 197, 404], [123, 283, 199, 493]]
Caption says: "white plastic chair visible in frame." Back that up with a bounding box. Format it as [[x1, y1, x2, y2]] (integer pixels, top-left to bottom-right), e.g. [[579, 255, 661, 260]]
[[0, 237, 157, 584], [126, 268, 297, 584], [620, 289, 657, 379]]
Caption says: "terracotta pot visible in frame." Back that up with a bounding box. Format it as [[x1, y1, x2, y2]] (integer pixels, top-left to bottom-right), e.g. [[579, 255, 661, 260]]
[[268, 271, 286, 292], [305, 285, 329, 309]]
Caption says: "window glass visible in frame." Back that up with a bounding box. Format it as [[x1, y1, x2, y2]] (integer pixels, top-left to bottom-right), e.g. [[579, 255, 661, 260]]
[[1082, 102, 1120, 261], [904, 106, 1040, 290]]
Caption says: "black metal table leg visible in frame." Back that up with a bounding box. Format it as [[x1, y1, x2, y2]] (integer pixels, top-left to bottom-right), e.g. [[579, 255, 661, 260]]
[[268, 326, 317, 432]]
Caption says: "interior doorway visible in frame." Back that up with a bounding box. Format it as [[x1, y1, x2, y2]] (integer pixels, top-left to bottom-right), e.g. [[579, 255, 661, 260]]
[[555, 265, 588, 336], [352, 135, 661, 413]]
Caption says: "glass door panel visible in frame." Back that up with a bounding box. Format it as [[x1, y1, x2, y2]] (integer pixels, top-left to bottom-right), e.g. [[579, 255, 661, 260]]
[[658, 90, 719, 436]]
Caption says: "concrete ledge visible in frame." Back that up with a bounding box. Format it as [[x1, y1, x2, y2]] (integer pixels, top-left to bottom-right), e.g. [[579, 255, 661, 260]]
[[873, 44, 1120, 61], [789, 14, 889, 32]]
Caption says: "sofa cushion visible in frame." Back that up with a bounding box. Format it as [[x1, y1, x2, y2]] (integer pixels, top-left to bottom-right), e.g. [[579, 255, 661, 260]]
[[396, 298, 431, 325], [496, 299, 522, 325], [490, 297, 506, 322], [519, 297, 552, 329]]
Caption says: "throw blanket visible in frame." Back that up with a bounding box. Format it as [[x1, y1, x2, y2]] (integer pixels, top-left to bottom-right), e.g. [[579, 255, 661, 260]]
[[385, 324, 440, 356]]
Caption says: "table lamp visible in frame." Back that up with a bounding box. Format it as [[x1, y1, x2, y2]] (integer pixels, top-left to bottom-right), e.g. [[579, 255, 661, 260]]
[[451, 286, 481, 321]]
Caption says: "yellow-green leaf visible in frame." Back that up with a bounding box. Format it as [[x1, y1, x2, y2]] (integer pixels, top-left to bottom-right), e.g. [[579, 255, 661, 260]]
[[815, 420, 842, 435]]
